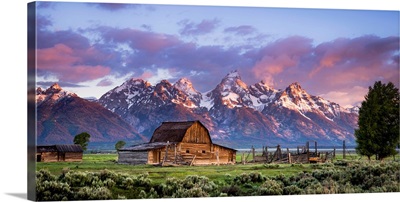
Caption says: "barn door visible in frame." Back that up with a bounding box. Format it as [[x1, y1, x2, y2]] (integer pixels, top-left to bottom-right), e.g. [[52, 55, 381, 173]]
[[153, 150, 160, 164], [60, 153, 65, 161], [37, 154, 41, 162]]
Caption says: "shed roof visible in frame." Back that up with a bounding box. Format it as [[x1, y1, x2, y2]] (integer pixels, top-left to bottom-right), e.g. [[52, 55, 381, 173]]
[[37, 144, 83, 153], [119, 142, 170, 151], [150, 121, 205, 143], [56, 144, 83, 152]]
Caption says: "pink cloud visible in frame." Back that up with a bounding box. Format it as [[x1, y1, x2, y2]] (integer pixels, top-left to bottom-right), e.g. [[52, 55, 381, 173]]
[[37, 43, 111, 83], [310, 36, 399, 77], [139, 71, 153, 80], [319, 86, 368, 108], [100, 27, 181, 53], [251, 36, 313, 86]]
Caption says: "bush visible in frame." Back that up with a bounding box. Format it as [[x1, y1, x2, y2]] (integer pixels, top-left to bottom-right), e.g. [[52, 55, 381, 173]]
[[36, 180, 72, 201], [220, 185, 242, 196], [257, 179, 283, 195], [283, 185, 302, 195], [160, 175, 217, 198], [233, 172, 266, 184], [74, 186, 112, 200]]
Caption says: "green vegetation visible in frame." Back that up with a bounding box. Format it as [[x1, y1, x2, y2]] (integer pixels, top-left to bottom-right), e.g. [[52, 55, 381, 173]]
[[73, 132, 91, 151], [115, 140, 126, 151], [355, 81, 400, 160], [36, 154, 400, 200]]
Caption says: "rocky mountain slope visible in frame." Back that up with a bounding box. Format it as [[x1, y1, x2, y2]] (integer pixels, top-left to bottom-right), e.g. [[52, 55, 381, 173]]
[[36, 83, 147, 145], [98, 71, 358, 148]]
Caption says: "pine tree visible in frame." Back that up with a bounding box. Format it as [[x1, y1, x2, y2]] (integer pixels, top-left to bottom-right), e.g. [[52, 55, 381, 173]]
[[355, 81, 399, 160]]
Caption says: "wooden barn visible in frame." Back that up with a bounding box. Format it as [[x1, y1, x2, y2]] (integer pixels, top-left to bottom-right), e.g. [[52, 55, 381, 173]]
[[36, 144, 83, 162], [118, 121, 236, 166]]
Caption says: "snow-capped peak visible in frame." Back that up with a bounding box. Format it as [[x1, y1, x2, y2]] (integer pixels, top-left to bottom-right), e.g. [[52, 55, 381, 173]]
[[174, 78, 199, 96], [36, 83, 76, 105], [226, 70, 241, 79], [50, 83, 62, 90]]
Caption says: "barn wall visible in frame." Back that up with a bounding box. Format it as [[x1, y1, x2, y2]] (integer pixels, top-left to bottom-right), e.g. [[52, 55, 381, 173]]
[[37, 152, 58, 162], [176, 143, 235, 165], [64, 152, 83, 162], [179, 142, 212, 164], [210, 145, 236, 165], [182, 122, 211, 144], [118, 151, 148, 165], [147, 148, 164, 164]]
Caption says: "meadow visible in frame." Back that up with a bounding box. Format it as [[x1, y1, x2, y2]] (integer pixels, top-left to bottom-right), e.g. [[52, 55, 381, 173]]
[[36, 153, 400, 200], [36, 153, 314, 183]]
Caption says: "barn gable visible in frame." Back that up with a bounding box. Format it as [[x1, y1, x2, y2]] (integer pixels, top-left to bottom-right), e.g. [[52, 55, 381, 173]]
[[150, 120, 211, 144]]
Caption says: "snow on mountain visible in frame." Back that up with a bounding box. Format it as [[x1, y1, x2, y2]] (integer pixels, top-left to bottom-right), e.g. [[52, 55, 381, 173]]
[[97, 71, 359, 147], [36, 83, 77, 105], [36, 83, 147, 145]]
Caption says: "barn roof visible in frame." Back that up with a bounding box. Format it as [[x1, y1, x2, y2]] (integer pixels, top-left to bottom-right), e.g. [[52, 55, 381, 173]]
[[37, 144, 83, 153], [150, 121, 208, 143], [56, 144, 83, 152], [213, 143, 238, 151]]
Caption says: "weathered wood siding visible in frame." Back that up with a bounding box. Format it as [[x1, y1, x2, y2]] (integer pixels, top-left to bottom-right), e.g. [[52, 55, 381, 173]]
[[179, 142, 211, 164], [37, 152, 58, 162], [64, 152, 83, 162], [147, 148, 164, 164], [118, 151, 148, 165], [211, 144, 236, 165], [181, 122, 211, 144]]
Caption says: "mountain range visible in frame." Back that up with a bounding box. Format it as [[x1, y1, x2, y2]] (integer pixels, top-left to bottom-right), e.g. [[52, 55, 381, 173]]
[[36, 83, 147, 145], [36, 71, 359, 148]]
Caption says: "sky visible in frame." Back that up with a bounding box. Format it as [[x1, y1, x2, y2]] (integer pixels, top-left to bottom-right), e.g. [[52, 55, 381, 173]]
[[31, 1, 399, 108]]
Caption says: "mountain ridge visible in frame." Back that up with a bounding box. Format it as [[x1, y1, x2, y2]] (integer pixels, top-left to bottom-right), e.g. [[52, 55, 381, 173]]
[[36, 83, 148, 145], [97, 71, 358, 148]]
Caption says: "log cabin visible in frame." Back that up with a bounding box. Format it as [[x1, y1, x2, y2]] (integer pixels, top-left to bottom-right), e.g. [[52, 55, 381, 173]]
[[118, 121, 236, 166], [36, 144, 83, 162]]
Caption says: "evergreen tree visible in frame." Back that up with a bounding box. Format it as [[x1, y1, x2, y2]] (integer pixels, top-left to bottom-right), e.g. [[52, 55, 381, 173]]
[[355, 81, 399, 160], [73, 132, 91, 151]]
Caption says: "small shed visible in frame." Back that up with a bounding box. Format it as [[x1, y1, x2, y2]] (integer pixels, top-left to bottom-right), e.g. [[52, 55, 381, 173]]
[[36, 144, 83, 162], [118, 120, 236, 166]]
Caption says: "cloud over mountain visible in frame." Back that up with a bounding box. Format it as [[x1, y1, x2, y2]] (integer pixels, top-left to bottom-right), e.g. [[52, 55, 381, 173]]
[[34, 4, 399, 108]]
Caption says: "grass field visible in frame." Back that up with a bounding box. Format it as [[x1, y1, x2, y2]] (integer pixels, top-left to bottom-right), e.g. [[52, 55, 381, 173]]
[[37, 153, 317, 183], [36, 153, 400, 200], [36, 152, 397, 184]]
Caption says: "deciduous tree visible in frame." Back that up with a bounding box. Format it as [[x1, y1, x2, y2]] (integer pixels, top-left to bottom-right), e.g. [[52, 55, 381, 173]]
[[73, 132, 91, 151], [115, 140, 126, 151]]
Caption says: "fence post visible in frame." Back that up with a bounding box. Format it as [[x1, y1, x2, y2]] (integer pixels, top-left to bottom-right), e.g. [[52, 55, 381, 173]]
[[343, 140, 346, 160], [333, 147, 336, 158], [252, 145, 255, 163], [306, 142, 310, 163], [174, 143, 177, 164], [315, 141, 317, 154]]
